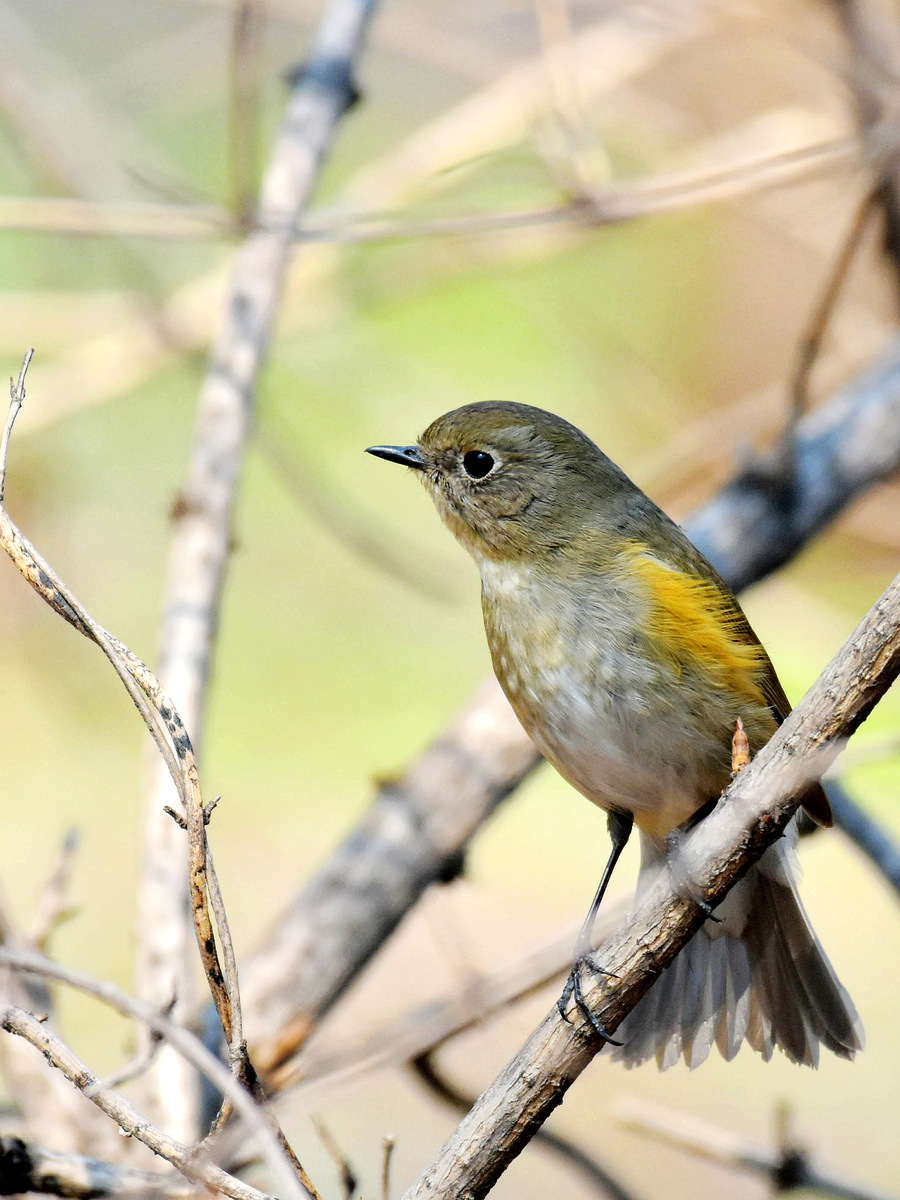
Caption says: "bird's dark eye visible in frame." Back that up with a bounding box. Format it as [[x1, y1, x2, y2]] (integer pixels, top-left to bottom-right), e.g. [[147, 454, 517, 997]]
[[462, 450, 495, 480]]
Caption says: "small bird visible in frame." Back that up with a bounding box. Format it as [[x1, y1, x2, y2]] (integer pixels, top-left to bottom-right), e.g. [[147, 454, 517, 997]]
[[367, 402, 863, 1069]]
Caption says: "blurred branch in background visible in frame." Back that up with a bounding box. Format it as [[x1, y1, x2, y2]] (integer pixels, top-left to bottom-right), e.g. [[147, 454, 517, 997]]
[[137, 0, 380, 1140], [228, 1, 266, 228], [617, 1097, 898, 1200], [0, 113, 863, 245], [258, 418, 457, 602], [833, 0, 900, 288], [26, 829, 80, 955]]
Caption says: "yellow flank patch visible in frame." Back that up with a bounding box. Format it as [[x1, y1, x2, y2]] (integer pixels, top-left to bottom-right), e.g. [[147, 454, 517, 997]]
[[620, 543, 769, 709]]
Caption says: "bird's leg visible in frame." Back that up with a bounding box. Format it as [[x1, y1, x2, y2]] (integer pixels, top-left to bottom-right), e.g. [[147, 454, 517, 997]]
[[665, 797, 721, 922], [558, 808, 633, 1045]]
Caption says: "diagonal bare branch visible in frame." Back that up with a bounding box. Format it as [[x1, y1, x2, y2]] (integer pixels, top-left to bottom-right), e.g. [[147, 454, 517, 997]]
[[400, 568, 900, 1198]]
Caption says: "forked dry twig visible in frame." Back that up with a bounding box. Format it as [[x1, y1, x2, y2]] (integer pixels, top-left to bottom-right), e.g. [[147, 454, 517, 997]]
[[0, 347, 32, 502], [0, 357, 316, 1195], [0, 947, 312, 1200]]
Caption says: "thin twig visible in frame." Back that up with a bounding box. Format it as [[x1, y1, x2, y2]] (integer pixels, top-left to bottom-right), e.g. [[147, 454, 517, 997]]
[[309, 1116, 357, 1200], [28, 828, 79, 953], [0, 418, 310, 1187], [1, 1006, 282, 1200], [780, 190, 877, 469], [85, 993, 175, 1097], [400, 569, 900, 1198], [0, 948, 313, 1200], [617, 1098, 897, 1200], [0, 431, 236, 1052], [381, 1136, 395, 1200], [0, 348, 32, 502]]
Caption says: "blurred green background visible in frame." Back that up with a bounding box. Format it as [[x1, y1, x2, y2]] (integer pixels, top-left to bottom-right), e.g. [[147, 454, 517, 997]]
[[1, 0, 899, 1196]]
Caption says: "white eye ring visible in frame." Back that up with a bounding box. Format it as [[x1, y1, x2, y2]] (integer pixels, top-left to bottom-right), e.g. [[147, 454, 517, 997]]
[[462, 450, 496, 479]]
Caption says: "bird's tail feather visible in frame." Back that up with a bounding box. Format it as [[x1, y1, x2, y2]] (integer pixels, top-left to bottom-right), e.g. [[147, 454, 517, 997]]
[[612, 859, 863, 1070]]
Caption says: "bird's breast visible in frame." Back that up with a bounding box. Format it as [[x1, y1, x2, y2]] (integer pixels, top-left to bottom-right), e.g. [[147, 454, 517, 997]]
[[479, 557, 753, 840]]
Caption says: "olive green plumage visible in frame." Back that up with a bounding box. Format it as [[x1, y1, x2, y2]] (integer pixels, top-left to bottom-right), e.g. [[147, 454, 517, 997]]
[[367, 401, 862, 1068]]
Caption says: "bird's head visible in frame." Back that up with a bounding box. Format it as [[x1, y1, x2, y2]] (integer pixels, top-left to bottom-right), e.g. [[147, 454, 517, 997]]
[[367, 401, 632, 563]]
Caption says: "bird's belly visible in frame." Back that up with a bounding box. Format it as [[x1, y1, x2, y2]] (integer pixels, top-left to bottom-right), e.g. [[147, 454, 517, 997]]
[[484, 578, 732, 839], [523, 664, 721, 835]]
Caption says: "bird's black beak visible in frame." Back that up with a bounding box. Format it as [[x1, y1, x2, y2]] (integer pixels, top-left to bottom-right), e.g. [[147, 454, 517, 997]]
[[365, 444, 428, 471]]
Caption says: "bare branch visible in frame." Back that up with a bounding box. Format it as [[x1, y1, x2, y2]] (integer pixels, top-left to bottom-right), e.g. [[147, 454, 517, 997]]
[[0, 497, 317, 1185], [687, 335, 900, 591], [412, 1052, 637, 1200], [0, 122, 860, 246], [400, 569, 900, 1198], [0, 436, 239, 1067]]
